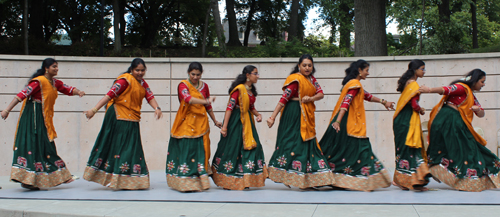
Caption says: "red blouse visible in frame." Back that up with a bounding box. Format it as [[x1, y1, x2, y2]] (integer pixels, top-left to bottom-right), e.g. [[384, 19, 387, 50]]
[[442, 84, 483, 114], [279, 75, 323, 104], [16, 79, 75, 101], [106, 78, 155, 102], [340, 89, 373, 109], [178, 82, 213, 111], [226, 90, 256, 111]]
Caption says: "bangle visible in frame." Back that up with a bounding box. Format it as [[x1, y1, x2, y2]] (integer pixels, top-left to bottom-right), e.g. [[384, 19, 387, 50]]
[[156, 107, 161, 111], [335, 120, 341, 124], [380, 99, 387, 105], [92, 108, 98, 114], [269, 117, 275, 120], [3, 110, 9, 113], [221, 129, 227, 132]]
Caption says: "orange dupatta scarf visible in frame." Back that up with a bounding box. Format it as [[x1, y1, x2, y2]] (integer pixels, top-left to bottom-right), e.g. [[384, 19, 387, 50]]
[[428, 82, 487, 146], [229, 84, 257, 150], [393, 81, 423, 149], [330, 79, 367, 138]]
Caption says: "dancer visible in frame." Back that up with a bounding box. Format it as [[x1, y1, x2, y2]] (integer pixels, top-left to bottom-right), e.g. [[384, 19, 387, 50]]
[[319, 59, 392, 191], [420, 69, 500, 192], [1, 58, 85, 190], [266, 54, 335, 189], [83, 58, 162, 190], [392, 60, 430, 191], [211, 65, 267, 190], [166, 62, 222, 192]]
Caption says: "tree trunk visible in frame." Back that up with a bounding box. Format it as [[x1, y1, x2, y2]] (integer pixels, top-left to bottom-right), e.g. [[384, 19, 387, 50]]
[[354, 0, 387, 56], [29, 0, 44, 40], [202, 7, 210, 57], [288, 0, 299, 41], [438, 0, 450, 23], [244, 0, 257, 47], [339, 2, 352, 49], [226, 0, 242, 46], [211, 0, 227, 57], [113, 0, 122, 52], [471, 0, 478, 49], [119, 0, 126, 42], [419, 0, 425, 55], [23, 0, 28, 55]]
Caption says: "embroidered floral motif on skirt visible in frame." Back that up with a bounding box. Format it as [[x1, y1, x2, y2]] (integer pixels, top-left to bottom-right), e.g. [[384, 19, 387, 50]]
[[166, 136, 210, 192], [428, 105, 500, 192], [83, 105, 150, 190], [11, 100, 72, 188], [393, 104, 430, 189], [211, 110, 268, 190], [319, 111, 391, 191], [268, 101, 335, 188]]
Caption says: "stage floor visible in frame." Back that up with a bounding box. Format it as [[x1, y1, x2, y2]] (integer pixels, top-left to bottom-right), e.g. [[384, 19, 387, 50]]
[[1, 170, 499, 205]]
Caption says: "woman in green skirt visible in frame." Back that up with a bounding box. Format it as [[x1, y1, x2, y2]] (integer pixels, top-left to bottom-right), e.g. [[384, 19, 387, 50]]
[[419, 69, 500, 192], [392, 59, 430, 191], [211, 65, 267, 190], [1, 58, 85, 190], [166, 62, 222, 192], [83, 58, 163, 190], [266, 54, 335, 189], [319, 59, 393, 191]]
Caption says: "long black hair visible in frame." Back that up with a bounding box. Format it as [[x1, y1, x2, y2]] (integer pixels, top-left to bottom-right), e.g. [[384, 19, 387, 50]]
[[122, 58, 146, 74], [290, 54, 316, 76], [228, 65, 258, 96], [29, 58, 57, 81], [450, 69, 486, 88], [396, 59, 425, 92], [187, 61, 203, 73], [342, 59, 369, 85]]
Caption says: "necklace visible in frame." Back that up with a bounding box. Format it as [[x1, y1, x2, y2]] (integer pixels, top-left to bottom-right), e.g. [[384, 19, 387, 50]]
[[44, 75, 54, 86], [188, 78, 200, 89]]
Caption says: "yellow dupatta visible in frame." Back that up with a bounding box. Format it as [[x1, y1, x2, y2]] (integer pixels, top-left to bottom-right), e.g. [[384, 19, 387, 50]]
[[283, 73, 317, 141], [428, 82, 487, 146], [393, 81, 423, 149], [107, 73, 146, 122], [229, 84, 257, 150], [14, 76, 59, 149], [171, 80, 210, 138], [330, 79, 367, 138]]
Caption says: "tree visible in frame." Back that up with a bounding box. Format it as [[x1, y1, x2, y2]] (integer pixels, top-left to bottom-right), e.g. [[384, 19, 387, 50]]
[[354, 0, 387, 56], [126, 0, 176, 48], [471, 0, 478, 48], [113, 0, 122, 52], [211, 0, 226, 56], [254, 0, 288, 41], [317, 0, 354, 48], [58, 0, 107, 44], [243, 0, 257, 47], [288, 0, 300, 40], [225, 0, 242, 46]]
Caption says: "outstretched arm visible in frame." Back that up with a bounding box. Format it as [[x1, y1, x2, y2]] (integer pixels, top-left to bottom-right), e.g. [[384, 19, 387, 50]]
[[1, 98, 22, 120]]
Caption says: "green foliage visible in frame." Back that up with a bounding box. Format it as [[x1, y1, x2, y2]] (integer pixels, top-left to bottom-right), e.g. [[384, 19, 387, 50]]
[[207, 36, 351, 57]]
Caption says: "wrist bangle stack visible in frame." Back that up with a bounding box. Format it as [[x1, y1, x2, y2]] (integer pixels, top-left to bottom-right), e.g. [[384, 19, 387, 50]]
[[335, 120, 341, 124], [380, 99, 387, 105], [3, 110, 9, 113], [92, 108, 98, 114]]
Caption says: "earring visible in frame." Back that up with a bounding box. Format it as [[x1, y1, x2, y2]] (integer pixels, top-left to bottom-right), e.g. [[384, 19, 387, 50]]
[[45, 70, 48, 74], [247, 78, 250, 82]]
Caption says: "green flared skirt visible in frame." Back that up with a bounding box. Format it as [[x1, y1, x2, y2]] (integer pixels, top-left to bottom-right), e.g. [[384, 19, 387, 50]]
[[166, 133, 210, 192], [83, 104, 150, 190], [10, 100, 72, 188], [211, 109, 268, 190], [268, 101, 335, 188], [428, 105, 500, 192], [393, 104, 430, 189], [319, 110, 391, 191]]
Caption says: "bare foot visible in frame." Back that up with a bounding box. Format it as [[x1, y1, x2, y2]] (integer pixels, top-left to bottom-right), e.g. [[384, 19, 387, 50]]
[[392, 181, 409, 190], [21, 184, 40, 190], [413, 186, 429, 192], [284, 184, 291, 188], [64, 175, 79, 184]]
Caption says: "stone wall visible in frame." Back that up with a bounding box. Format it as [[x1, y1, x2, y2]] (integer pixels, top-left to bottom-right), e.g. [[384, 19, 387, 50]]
[[1, 53, 499, 176]]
